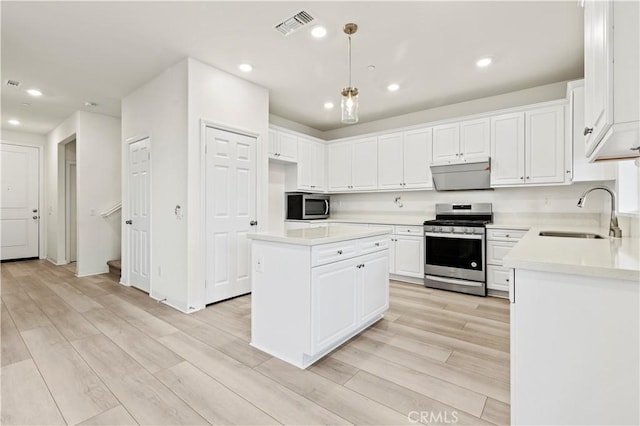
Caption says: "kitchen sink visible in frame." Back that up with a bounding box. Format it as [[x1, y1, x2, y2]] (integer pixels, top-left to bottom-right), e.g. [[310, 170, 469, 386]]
[[538, 231, 605, 239]]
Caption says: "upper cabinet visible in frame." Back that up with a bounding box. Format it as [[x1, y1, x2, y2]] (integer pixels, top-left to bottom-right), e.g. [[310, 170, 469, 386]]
[[491, 105, 566, 186], [328, 137, 377, 192], [378, 128, 433, 190], [297, 137, 325, 191], [432, 119, 490, 164], [268, 129, 297, 162], [584, 0, 640, 161]]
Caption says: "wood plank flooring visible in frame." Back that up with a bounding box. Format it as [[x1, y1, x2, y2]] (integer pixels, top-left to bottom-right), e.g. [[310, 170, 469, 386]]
[[1, 260, 510, 425]]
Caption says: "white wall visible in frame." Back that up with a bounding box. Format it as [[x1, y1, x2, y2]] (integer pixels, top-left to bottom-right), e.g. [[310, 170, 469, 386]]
[[121, 57, 269, 312], [330, 181, 615, 228], [1, 130, 47, 258], [268, 163, 286, 231], [46, 111, 121, 275], [186, 57, 269, 310], [121, 59, 189, 308]]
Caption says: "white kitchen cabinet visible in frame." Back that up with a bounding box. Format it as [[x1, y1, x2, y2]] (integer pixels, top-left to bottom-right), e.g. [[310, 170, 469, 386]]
[[460, 118, 490, 160], [490, 112, 525, 185], [491, 105, 566, 187], [378, 128, 432, 190], [433, 119, 489, 164], [432, 123, 460, 163], [567, 81, 616, 182], [486, 228, 526, 296], [297, 137, 325, 191], [311, 258, 359, 352], [394, 235, 424, 278], [250, 232, 389, 368], [584, 0, 640, 161], [525, 105, 565, 184], [327, 137, 377, 192], [269, 129, 298, 162]]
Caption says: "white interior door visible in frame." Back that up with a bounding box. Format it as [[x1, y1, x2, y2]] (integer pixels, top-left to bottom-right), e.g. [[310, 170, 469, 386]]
[[205, 126, 257, 304], [1, 144, 39, 260], [128, 138, 151, 291]]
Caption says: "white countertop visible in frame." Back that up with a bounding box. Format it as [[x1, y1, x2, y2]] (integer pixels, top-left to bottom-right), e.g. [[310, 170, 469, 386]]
[[248, 226, 391, 246], [504, 225, 640, 281]]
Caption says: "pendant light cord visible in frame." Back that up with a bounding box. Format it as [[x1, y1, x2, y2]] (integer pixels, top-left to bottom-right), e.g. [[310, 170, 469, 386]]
[[347, 34, 352, 89]]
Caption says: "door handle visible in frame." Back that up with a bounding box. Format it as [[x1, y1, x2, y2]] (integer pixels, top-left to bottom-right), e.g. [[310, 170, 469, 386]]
[[324, 200, 329, 215], [584, 127, 593, 136], [250, 220, 258, 226], [125, 220, 133, 225]]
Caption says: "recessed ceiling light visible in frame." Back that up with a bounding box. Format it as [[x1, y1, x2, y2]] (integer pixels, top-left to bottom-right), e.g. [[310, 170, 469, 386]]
[[476, 57, 493, 68], [26, 88, 42, 97], [84, 101, 98, 107], [238, 63, 253, 73], [8, 119, 21, 125], [20, 102, 30, 108], [311, 26, 327, 38], [367, 65, 376, 71], [324, 102, 334, 109], [387, 83, 400, 92]]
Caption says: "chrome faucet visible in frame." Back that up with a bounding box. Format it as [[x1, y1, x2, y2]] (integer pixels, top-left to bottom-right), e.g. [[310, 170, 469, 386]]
[[577, 186, 622, 238]]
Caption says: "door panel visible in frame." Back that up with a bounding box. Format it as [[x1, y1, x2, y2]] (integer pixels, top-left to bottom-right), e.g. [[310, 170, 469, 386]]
[[351, 138, 378, 190], [360, 252, 389, 324], [206, 127, 256, 304], [460, 118, 490, 160], [128, 138, 151, 291], [395, 235, 424, 278], [1, 144, 39, 260], [526, 106, 565, 184], [490, 112, 525, 185], [404, 128, 432, 188], [432, 123, 460, 163], [328, 143, 352, 191], [377, 133, 404, 190]]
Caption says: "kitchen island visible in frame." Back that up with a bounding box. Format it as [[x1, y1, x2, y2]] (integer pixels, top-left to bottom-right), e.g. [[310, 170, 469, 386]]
[[504, 225, 640, 425], [247, 226, 391, 369]]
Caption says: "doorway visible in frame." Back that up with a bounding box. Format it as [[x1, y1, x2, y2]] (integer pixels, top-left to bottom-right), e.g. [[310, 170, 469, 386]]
[[66, 160, 77, 263], [128, 137, 151, 292]]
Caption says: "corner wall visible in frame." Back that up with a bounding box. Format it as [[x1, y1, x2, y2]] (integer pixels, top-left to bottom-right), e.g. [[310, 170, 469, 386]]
[[45, 112, 121, 275]]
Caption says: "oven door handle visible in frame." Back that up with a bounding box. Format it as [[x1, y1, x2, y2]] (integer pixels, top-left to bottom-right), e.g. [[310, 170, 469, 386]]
[[424, 232, 483, 240], [425, 275, 484, 287]]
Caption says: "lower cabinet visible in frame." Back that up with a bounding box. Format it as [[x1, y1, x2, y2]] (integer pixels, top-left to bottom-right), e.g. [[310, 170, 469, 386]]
[[251, 235, 389, 369], [486, 228, 527, 296]]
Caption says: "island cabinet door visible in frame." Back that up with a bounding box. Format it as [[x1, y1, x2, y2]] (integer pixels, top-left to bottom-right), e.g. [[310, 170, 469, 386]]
[[359, 251, 390, 325], [310, 258, 359, 353]]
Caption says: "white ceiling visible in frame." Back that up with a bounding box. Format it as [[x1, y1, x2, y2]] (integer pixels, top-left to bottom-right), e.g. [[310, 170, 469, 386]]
[[1, 1, 584, 135]]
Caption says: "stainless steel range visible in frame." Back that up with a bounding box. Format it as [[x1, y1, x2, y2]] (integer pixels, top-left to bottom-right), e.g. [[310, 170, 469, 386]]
[[423, 203, 493, 296]]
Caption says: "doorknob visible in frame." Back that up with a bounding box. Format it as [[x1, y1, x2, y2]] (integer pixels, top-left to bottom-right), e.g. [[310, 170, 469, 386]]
[[250, 220, 258, 226], [125, 220, 133, 225]]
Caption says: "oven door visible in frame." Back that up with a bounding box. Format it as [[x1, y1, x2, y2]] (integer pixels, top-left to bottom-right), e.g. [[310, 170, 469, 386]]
[[424, 232, 485, 282]]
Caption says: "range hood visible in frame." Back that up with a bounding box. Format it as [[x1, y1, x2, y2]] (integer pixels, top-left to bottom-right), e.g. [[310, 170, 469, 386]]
[[430, 158, 492, 191]]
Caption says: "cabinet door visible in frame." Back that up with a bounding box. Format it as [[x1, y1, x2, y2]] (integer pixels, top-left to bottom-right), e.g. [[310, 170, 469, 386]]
[[297, 138, 313, 190], [584, 0, 613, 155], [277, 132, 298, 162], [312, 141, 326, 191], [460, 118, 490, 161], [328, 143, 352, 191], [351, 137, 378, 190], [359, 251, 389, 324], [388, 236, 396, 275], [394, 235, 424, 278], [432, 123, 460, 163], [268, 129, 278, 158], [311, 259, 359, 352], [491, 112, 525, 186], [526, 106, 565, 184], [404, 128, 433, 189], [377, 133, 404, 190], [487, 265, 511, 292]]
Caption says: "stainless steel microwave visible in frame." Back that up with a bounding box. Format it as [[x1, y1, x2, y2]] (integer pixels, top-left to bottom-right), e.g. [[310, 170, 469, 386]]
[[286, 193, 330, 220]]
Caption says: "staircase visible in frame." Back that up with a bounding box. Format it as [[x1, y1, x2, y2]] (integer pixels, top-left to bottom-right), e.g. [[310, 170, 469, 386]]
[[107, 259, 121, 281]]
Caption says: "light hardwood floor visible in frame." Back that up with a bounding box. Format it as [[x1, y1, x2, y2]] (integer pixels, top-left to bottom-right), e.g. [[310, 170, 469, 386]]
[[1, 260, 510, 425]]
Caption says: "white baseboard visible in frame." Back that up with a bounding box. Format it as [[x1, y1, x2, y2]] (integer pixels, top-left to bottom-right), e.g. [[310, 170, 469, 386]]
[[390, 274, 424, 285], [76, 267, 109, 278], [46, 257, 66, 266]]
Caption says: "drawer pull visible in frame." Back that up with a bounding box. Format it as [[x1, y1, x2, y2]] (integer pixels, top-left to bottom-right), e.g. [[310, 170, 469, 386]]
[[505, 234, 510, 238], [337, 250, 343, 255], [506, 278, 510, 282], [375, 242, 380, 247]]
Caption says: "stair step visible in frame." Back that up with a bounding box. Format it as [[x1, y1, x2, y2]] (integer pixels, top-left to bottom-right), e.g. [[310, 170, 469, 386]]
[[107, 259, 121, 280]]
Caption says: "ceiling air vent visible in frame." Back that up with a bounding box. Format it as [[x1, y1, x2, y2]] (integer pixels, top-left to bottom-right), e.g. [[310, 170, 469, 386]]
[[6, 80, 21, 88], [274, 10, 315, 36]]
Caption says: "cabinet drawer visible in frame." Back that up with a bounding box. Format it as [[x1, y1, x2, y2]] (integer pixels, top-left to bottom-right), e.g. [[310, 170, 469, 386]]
[[487, 265, 512, 292], [312, 240, 358, 267], [358, 235, 390, 255], [487, 240, 517, 266], [487, 228, 527, 241], [395, 225, 423, 236]]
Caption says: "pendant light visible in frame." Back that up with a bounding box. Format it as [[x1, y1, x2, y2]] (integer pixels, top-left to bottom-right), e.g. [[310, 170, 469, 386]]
[[341, 23, 359, 124]]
